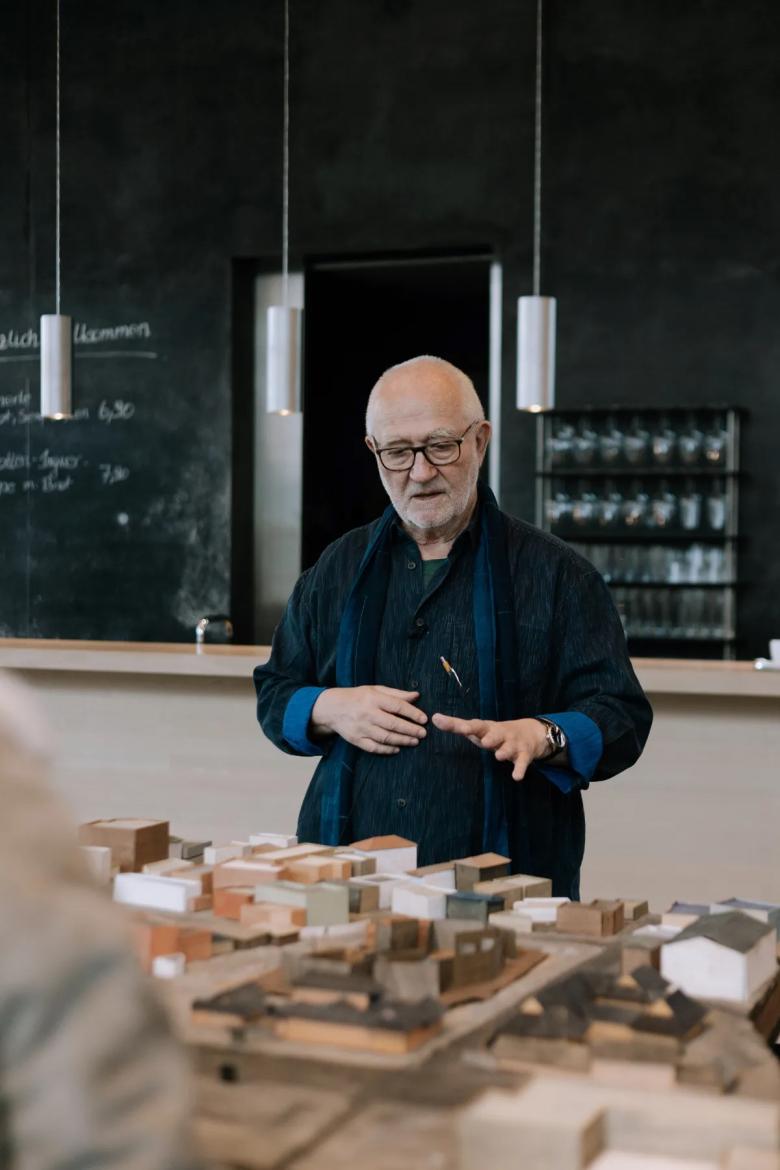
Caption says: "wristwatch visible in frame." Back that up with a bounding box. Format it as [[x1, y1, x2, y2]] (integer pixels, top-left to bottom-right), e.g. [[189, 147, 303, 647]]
[[534, 716, 567, 759]]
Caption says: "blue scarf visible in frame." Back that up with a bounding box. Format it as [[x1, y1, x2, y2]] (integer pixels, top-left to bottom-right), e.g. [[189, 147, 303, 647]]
[[319, 483, 516, 855]]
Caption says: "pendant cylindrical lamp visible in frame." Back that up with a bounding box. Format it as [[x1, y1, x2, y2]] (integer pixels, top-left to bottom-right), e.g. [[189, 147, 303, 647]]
[[516, 294, 556, 412], [265, 305, 302, 415], [40, 313, 73, 419]]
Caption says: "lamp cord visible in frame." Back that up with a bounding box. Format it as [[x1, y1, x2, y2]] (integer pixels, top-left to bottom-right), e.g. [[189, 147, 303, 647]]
[[55, 0, 61, 315], [532, 0, 543, 298], [282, 0, 290, 307]]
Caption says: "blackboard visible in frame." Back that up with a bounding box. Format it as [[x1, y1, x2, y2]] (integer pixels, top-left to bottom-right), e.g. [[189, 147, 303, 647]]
[[0, 315, 230, 642]]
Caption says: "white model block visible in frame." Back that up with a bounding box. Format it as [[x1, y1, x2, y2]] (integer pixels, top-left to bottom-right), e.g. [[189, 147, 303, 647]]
[[359, 873, 412, 910], [459, 1080, 605, 1170], [113, 872, 201, 913], [349, 835, 418, 873], [588, 1153, 720, 1170], [391, 882, 448, 920], [661, 931, 776, 1003], [80, 845, 112, 884], [249, 832, 298, 848], [204, 843, 245, 865], [489, 909, 534, 934], [512, 896, 570, 924], [151, 953, 187, 979], [409, 865, 457, 890]]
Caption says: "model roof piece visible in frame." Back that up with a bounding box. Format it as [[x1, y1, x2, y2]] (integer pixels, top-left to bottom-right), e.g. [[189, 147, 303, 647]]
[[661, 911, 776, 1003]]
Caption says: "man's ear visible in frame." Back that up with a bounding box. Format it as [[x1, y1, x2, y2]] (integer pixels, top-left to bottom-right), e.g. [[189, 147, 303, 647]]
[[476, 420, 492, 461], [365, 435, 376, 453]]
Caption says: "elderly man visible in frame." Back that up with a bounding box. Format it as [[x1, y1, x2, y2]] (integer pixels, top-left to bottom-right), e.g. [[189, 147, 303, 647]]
[[254, 356, 652, 896]]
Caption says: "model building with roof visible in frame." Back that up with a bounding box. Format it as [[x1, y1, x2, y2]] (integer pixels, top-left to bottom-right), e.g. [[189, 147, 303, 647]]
[[660, 911, 776, 1003]]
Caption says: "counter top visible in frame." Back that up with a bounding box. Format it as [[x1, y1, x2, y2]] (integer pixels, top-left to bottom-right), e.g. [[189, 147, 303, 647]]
[[0, 639, 269, 679], [1, 639, 780, 697]]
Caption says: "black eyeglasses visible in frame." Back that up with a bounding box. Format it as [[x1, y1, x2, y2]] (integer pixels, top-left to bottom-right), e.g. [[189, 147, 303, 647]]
[[371, 419, 482, 472]]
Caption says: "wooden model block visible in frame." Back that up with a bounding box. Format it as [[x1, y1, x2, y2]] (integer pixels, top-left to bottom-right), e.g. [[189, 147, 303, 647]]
[[514, 896, 570, 925], [369, 915, 421, 952], [182, 865, 214, 895], [588, 1153, 721, 1169], [459, 1080, 605, 1170], [724, 1149, 780, 1170], [152, 952, 187, 979], [299, 921, 370, 948], [446, 891, 505, 923], [142, 858, 195, 876], [474, 875, 541, 909], [451, 928, 505, 987], [488, 909, 534, 935], [204, 843, 246, 865], [212, 858, 283, 889], [374, 954, 441, 1002], [178, 928, 212, 962], [285, 855, 352, 884], [344, 879, 380, 914], [557, 899, 625, 938], [213, 886, 255, 920], [408, 862, 457, 889], [240, 901, 306, 928], [188, 894, 213, 912], [357, 873, 411, 910], [79, 818, 169, 872], [80, 844, 113, 884], [333, 851, 377, 877], [133, 921, 182, 972], [391, 882, 448, 920], [623, 899, 650, 922], [251, 880, 350, 927], [113, 871, 201, 913], [621, 942, 662, 975], [254, 843, 332, 863], [349, 835, 418, 874], [454, 852, 511, 892]]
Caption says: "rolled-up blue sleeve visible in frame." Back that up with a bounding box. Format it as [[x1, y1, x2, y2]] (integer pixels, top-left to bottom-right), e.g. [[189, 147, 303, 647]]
[[534, 710, 603, 794], [282, 686, 328, 756]]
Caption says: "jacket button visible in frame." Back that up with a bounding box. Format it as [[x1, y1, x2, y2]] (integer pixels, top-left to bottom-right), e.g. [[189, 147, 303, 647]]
[[415, 617, 425, 627], [410, 680, 419, 689], [407, 560, 416, 570], [397, 798, 407, 809]]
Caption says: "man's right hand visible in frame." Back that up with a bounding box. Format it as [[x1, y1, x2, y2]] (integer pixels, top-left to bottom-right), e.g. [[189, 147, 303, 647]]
[[310, 686, 428, 755]]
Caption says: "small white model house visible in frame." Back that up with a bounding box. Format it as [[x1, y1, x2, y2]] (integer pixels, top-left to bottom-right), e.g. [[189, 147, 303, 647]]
[[391, 881, 448, 920], [349, 834, 418, 873], [660, 911, 776, 1003]]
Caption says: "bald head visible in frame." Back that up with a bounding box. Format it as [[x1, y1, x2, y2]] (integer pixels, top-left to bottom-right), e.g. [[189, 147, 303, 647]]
[[365, 355, 484, 438]]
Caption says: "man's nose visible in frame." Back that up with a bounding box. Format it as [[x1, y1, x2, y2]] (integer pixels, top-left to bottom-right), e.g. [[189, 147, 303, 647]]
[[408, 451, 438, 481]]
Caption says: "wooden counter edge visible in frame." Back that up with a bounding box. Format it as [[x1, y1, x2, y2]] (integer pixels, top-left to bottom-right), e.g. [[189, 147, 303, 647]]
[[1, 640, 779, 696]]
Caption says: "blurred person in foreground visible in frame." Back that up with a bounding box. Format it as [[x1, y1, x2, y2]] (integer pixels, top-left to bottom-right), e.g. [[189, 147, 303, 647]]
[[0, 670, 197, 1170]]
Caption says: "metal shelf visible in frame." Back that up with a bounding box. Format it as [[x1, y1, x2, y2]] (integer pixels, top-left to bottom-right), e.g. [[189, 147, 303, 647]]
[[538, 467, 736, 478]]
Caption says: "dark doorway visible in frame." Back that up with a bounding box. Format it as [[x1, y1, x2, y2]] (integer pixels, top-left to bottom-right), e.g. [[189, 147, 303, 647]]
[[301, 251, 494, 568]]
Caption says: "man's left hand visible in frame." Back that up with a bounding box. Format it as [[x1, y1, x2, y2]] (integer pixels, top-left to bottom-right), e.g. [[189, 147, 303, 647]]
[[431, 713, 549, 781]]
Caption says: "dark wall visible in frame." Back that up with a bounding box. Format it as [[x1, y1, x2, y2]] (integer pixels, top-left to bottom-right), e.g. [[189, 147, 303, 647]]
[[1, 0, 778, 653]]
